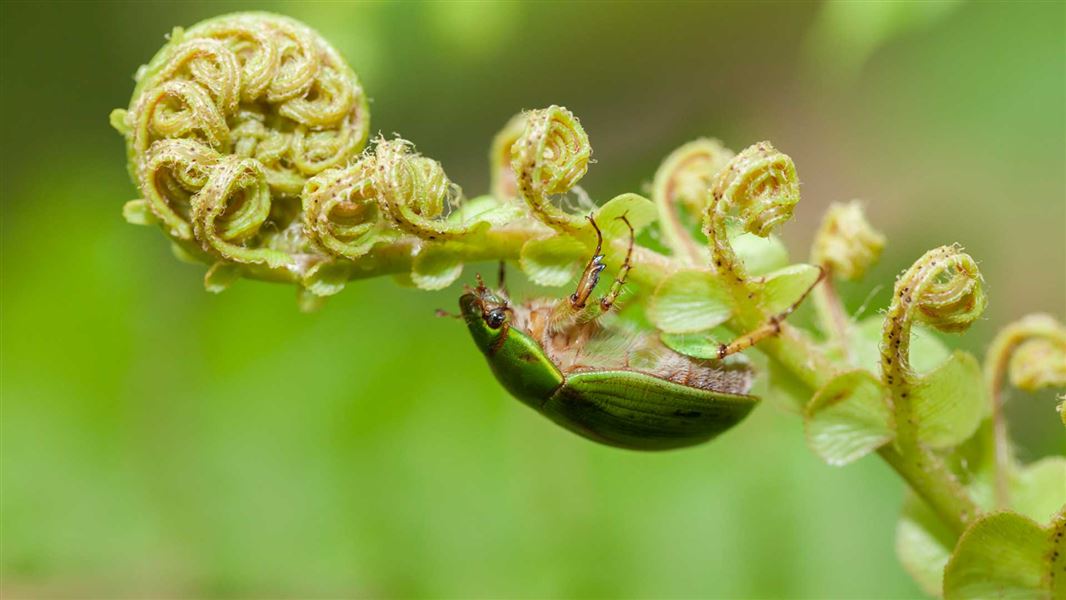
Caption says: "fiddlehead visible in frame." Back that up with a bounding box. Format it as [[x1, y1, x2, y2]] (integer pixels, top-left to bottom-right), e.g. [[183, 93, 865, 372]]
[[877, 245, 987, 532], [192, 156, 289, 268], [983, 314, 1066, 506], [882, 245, 986, 393], [302, 159, 388, 261], [490, 113, 527, 202], [137, 139, 221, 240], [998, 317, 1066, 392], [371, 138, 473, 242], [510, 106, 592, 234], [113, 12, 369, 277], [130, 79, 230, 157], [652, 138, 734, 264], [811, 201, 885, 281], [810, 201, 886, 356], [704, 142, 800, 284]]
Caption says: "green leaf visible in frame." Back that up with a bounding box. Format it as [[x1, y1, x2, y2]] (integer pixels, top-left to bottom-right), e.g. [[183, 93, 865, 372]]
[[411, 246, 464, 291], [446, 194, 526, 228], [804, 370, 894, 465], [852, 316, 951, 375], [1011, 457, 1066, 525], [732, 231, 790, 276], [109, 108, 130, 135], [647, 270, 732, 334], [896, 492, 955, 598], [519, 236, 586, 287], [912, 350, 986, 449], [122, 199, 157, 226], [660, 331, 723, 360], [203, 262, 242, 294], [301, 261, 352, 297], [944, 511, 1049, 600], [593, 193, 659, 237], [761, 263, 822, 315]]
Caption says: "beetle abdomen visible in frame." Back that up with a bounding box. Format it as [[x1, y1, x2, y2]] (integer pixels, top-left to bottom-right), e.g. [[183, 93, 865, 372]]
[[542, 370, 759, 451]]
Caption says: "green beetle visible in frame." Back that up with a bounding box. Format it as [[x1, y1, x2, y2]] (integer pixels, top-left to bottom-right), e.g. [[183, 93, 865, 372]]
[[458, 216, 808, 451]]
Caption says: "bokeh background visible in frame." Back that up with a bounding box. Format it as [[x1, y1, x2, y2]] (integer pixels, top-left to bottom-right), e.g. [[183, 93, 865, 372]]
[[2, 1, 1063, 597]]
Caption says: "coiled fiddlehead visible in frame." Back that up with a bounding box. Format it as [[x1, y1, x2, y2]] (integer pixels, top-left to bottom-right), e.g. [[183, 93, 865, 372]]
[[510, 106, 592, 234], [997, 317, 1066, 392], [302, 159, 387, 261], [810, 201, 886, 357], [983, 314, 1066, 506], [130, 78, 230, 157], [192, 156, 288, 268], [878, 245, 986, 532], [882, 245, 986, 393], [652, 138, 735, 264], [138, 139, 221, 240], [490, 113, 528, 202], [704, 142, 799, 284], [371, 138, 473, 242], [811, 201, 886, 281], [113, 12, 369, 276]]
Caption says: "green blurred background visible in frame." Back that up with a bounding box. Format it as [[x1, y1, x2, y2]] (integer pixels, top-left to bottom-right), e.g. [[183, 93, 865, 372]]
[[2, 1, 1063, 597]]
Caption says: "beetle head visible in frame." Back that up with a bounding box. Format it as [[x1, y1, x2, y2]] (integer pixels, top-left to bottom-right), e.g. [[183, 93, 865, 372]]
[[459, 274, 514, 349]]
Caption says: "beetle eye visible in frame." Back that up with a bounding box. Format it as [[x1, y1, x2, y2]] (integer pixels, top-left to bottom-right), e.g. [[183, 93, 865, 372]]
[[485, 309, 507, 329]]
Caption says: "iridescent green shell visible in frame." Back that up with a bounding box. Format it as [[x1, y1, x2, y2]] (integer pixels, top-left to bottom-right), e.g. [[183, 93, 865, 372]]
[[460, 294, 758, 451]]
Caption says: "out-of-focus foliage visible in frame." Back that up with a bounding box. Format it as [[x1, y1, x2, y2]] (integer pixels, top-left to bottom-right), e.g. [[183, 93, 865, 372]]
[[2, 1, 1063, 597]]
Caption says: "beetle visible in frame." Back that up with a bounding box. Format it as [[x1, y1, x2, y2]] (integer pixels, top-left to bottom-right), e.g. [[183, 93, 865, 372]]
[[458, 215, 816, 450]]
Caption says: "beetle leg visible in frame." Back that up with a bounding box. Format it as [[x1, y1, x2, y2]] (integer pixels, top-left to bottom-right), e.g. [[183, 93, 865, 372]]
[[598, 214, 635, 312], [715, 267, 826, 360], [568, 215, 607, 311]]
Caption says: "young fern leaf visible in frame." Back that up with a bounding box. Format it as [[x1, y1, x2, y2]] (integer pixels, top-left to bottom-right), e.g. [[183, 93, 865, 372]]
[[811, 200, 886, 281], [510, 105, 592, 235], [804, 369, 894, 466], [113, 12, 370, 290], [701, 142, 801, 325], [490, 112, 527, 202], [704, 142, 799, 282], [372, 138, 480, 243], [881, 245, 988, 444], [519, 237, 587, 287], [302, 159, 390, 262], [652, 138, 734, 264], [191, 155, 289, 268], [879, 245, 987, 533], [981, 314, 1066, 508], [943, 510, 1064, 600], [810, 201, 886, 358]]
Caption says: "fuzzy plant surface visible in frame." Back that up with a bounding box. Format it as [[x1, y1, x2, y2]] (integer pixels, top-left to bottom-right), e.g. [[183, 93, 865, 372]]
[[111, 12, 1066, 599]]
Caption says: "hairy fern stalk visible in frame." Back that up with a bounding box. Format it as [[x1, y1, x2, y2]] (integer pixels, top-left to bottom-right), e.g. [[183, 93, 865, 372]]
[[112, 12, 1065, 599]]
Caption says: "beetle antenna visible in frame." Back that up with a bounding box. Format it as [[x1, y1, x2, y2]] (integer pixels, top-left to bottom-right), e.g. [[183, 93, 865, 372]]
[[435, 309, 461, 319]]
